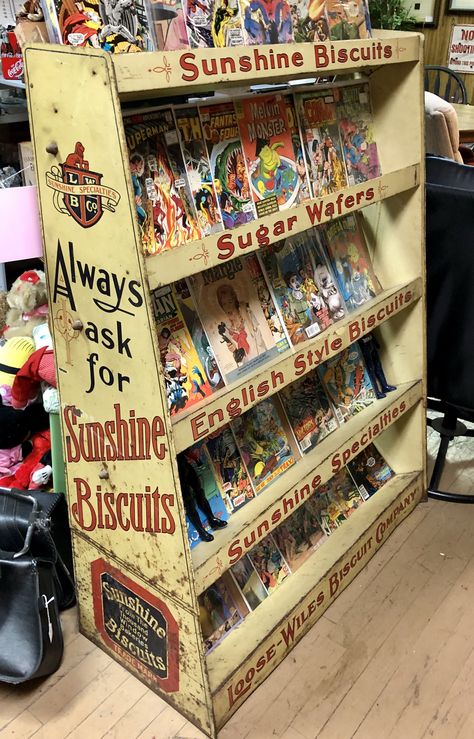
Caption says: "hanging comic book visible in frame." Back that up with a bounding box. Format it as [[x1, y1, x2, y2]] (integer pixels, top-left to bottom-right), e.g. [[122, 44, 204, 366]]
[[124, 108, 201, 254], [323, 213, 381, 312], [199, 101, 255, 229], [325, 0, 371, 40], [347, 443, 395, 500], [230, 555, 268, 610], [279, 371, 338, 454], [240, 0, 293, 45], [174, 106, 223, 236], [284, 94, 311, 203], [317, 343, 376, 423], [235, 94, 300, 218], [174, 279, 225, 393], [247, 533, 291, 594], [184, 0, 214, 46], [211, 0, 244, 45], [232, 396, 296, 494], [151, 283, 213, 415], [205, 424, 255, 511], [199, 573, 245, 653], [289, 0, 329, 42], [296, 88, 348, 198], [146, 0, 189, 50], [337, 83, 381, 185], [188, 257, 285, 384], [259, 229, 345, 346]]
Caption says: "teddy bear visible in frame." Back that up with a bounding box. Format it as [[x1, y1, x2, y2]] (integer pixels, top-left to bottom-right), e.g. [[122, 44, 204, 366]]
[[0, 292, 8, 338], [4, 270, 49, 340]]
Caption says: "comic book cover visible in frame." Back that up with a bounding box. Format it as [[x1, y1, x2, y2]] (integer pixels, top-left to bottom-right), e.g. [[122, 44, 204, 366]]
[[272, 496, 327, 572], [317, 343, 376, 423], [174, 106, 223, 236], [174, 279, 225, 393], [188, 257, 284, 384], [289, 0, 329, 43], [296, 89, 348, 199], [199, 572, 246, 653], [279, 371, 338, 454], [317, 467, 364, 518], [230, 555, 268, 610], [323, 213, 381, 312], [178, 446, 231, 550], [245, 253, 289, 354], [347, 443, 395, 500], [259, 229, 345, 346], [199, 101, 255, 229], [184, 0, 213, 46], [232, 396, 296, 494], [240, 0, 293, 45], [146, 0, 189, 49], [205, 424, 256, 511], [184, 0, 243, 46], [326, 0, 371, 40], [124, 108, 201, 255], [337, 82, 381, 185], [247, 533, 291, 594], [284, 94, 311, 203], [41, 0, 154, 52], [235, 94, 300, 218], [151, 283, 213, 415]]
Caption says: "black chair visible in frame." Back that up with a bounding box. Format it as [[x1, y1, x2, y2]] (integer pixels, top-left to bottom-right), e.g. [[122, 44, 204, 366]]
[[425, 65, 468, 105], [425, 155, 474, 502]]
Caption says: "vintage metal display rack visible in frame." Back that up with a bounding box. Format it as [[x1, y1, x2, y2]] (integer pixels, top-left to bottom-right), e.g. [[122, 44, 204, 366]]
[[23, 33, 426, 738]]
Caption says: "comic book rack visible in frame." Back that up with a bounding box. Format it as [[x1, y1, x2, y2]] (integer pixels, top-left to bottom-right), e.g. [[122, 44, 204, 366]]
[[24, 32, 426, 738]]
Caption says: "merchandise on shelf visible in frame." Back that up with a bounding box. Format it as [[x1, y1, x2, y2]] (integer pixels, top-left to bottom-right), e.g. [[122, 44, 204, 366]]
[[240, 0, 293, 45], [230, 554, 268, 610], [199, 572, 247, 653], [289, 0, 329, 43], [272, 494, 327, 571], [18, 141, 36, 186], [4, 269, 48, 340], [247, 532, 291, 593], [184, 0, 243, 47], [358, 333, 396, 400], [337, 82, 381, 185], [283, 94, 311, 203], [205, 424, 256, 512], [325, 0, 371, 40], [146, 0, 189, 50], [317, 342, 376, 423], [347, 442, 395, 500]]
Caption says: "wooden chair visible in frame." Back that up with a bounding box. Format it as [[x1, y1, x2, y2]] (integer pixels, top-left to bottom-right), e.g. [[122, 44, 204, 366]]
[[424, 65, 468, 105]]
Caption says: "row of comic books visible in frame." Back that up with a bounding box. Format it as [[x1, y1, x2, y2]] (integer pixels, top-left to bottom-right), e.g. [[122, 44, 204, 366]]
[[38, 0, 372, 55], [151, 217, 381, 417], [178, 339, 394, 550], [123, 83, 381, 254], [198, 444, 395, 653]]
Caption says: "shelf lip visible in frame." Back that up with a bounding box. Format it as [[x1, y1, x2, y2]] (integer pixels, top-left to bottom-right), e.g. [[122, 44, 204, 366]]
[[146, 164, 420, 290], [113, 32, 421, 99], [172, 277, 422, 452], [207, 469, 423, 722], [192, 379, 422, 594]]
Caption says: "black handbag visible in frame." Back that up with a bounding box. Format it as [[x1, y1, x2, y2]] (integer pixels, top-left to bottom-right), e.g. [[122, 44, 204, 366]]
[[0, 488, 75, 684]]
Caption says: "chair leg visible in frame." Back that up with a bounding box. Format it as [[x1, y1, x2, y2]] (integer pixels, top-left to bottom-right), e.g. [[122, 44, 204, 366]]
[[427, 410, 474, 503]]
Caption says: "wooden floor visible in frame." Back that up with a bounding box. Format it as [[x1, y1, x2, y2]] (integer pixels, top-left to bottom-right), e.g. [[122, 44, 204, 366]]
[[1, 422, 473, 739]]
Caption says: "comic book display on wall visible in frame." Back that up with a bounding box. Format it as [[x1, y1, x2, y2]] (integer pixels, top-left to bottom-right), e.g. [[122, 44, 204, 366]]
[[289, 0, 329, 42], [205, 425, 256, 512], [232, 396, 296, 494], [317, 343, 376, 423], [296, 88, 348, 198], [124, 108, 201, 255], [240, 0, 293, 45], [347, 443, 395, 500], [279, 371, 339, 454], [337, 82, 381, 185], [188, 257, 285, 384], [272, 496, 327, 572], [199, 102, 255, 229], [325, 0, 371, 40], [247, 533, 291, 594], [151, 283, 213, 415], [199, 573, 246, 653], [260, 229, 345, 346], [235, 94, 300, 218], [230, 555, 268, 610], [284, 94, 311, 203], [146, 0, 189, 50], [174, 106, 223, 236], [323, 214, 381, 312]]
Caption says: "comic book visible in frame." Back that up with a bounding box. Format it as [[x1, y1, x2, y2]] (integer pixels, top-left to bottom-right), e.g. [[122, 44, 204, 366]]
[[174, 279, 225, 393], [279, 371, 339, 454], [317, 467, 364, 517], [174, 106, 223, 236], [244, 253, 289, 355], [232, 396, 296, 494], [247, 534, 291, 594], [272, 496, 327, 572], [184, 0, 243, 46], [151, 283, 213, 415], [205, 424, 256, 511], [124, 108, 201, 255], [347, 443, 395, 500], [323, 213, 381, 312], [337, 83, 381, 185], [289, 0, 330, 43], [40, 0, 154, 52], [240, 0, 293, 45], [18, 142, 36, 187], [199, 572, 246, 653], [283, 94, 311, 203], [230, 555, 268, 610], [178, 446, 231, 550], [317, 343, 376, 423], [235, 94, 300, 218], [199, 101, 255, 229], [259, 229, 345, 346], [296, 88, 348, 199], [188, 257, 285, 384], [325, 0, 371, 40], [184, 0, 214, 46], [146, 0, 189, 50]]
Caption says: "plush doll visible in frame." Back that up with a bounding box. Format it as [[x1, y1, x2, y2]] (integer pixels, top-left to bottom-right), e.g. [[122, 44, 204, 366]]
[[11, 346, 56, 410], [4, 270, 48, 340], [0, 292, 8, 338], [0, 429, 51, 490], [0, 336, 35, 392]]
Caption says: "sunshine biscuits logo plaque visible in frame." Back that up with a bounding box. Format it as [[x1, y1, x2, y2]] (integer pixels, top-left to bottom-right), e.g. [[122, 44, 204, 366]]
[[46, 142, 120, 228]]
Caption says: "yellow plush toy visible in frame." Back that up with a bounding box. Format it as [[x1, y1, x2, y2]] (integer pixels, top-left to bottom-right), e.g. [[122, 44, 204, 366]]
[[4, 270, 48, 340]]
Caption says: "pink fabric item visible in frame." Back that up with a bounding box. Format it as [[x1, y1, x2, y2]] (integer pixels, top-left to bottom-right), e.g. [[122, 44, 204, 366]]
[[0, 445, 22, 476]]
